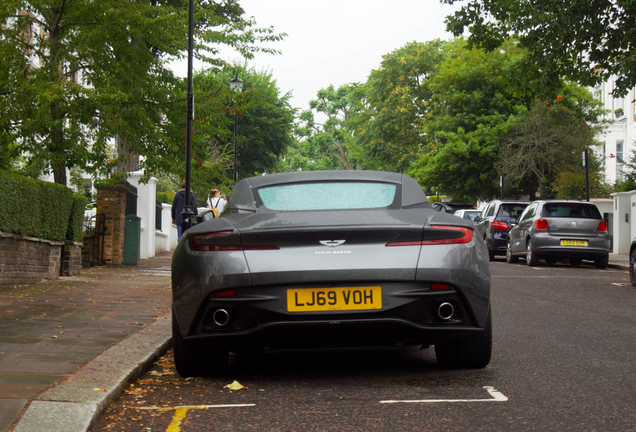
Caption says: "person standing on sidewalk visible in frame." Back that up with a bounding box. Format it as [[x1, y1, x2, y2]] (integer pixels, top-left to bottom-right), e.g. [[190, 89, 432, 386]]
[[207, 188, 227, 217], [172, 184, 198, 241]]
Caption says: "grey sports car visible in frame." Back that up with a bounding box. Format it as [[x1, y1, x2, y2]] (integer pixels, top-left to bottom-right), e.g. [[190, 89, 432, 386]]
[[171, 171, 492, 377]]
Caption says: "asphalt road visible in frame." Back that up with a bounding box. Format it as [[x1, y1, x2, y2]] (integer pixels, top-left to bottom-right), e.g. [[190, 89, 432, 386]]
[[91, 260, 636, 432]]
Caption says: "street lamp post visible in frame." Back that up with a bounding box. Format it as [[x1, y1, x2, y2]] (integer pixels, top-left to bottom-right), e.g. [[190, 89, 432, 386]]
[[229, 73, 243, 183], [180, 0, 195, 236]]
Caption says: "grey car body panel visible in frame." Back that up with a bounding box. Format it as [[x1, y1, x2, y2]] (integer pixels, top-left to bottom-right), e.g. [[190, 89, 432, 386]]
[[172, 171, 490, 349], [508, 200, 610, 259]]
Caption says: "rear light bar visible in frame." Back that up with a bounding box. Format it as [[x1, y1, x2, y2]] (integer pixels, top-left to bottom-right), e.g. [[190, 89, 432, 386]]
[[387, 225, 473, 246], [598, 220, 608, 232], [491, 221, 508, 231], [189, 232, 279, 252], [535, 219, 549, 230]]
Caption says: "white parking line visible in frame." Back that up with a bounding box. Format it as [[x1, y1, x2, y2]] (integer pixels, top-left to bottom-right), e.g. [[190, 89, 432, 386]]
[[380, 386, 508, 404]]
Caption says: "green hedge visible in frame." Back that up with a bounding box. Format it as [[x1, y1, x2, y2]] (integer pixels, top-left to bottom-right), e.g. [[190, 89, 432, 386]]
[[0, 171, 86, 242]]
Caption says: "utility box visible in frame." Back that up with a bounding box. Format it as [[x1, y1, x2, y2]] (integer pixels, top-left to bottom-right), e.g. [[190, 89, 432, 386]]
[[123, 214, 141, 265]]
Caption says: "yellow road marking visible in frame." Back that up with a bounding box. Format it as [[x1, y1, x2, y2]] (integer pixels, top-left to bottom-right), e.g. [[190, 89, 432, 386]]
[[137, 404, 255, 432]]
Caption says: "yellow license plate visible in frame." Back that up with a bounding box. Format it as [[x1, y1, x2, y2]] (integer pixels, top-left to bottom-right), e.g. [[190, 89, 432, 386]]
[[561, 239, 588, 246], [287, 287, 382, 312]]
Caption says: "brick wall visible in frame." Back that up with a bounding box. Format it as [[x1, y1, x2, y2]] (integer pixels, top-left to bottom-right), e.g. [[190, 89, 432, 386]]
[[0, 231, 64, 290], [96, 184, 127, 265], [62, 240, 83, 276]]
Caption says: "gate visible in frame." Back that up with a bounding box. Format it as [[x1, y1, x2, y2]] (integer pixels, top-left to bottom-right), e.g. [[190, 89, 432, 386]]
[[82, 213, 106, 267]]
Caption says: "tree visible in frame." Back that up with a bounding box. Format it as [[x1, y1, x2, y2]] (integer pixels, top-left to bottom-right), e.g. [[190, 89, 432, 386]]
[[349, 40, 448, 172], [409, 39, 527, 201], [285, 84, 363, 173], [0, 0, 284, 185], [444, 0, 636, 96], [498, 96, 604, 199]]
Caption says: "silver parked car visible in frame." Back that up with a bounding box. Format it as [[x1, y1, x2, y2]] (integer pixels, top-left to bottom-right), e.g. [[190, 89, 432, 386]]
[[172, 170, 492, 377], [506, 200, 610, 268]]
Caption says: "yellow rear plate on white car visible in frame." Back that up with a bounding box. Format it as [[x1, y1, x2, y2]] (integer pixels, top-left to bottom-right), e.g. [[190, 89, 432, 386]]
[[561, 239, 588, 246], [287, 286, 382, 312]]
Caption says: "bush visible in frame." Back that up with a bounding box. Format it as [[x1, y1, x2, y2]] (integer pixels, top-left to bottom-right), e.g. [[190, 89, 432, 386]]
[[0, 171, 79, 241], [67, 193, 88, 242], [157, 191, 175, 204]]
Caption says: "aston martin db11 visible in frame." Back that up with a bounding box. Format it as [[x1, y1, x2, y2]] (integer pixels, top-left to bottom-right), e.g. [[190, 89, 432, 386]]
[[171, 171, 492, 377]]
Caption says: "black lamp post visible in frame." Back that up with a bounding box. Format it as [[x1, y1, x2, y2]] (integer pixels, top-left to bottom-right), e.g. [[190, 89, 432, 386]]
[[180, 0, 195, 235], [229, 73, 243, 183]]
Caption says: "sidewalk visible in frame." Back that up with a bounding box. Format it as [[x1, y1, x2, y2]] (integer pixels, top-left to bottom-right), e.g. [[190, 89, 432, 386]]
[[0, 251, 174, 432], [608, 252, 630, 271]]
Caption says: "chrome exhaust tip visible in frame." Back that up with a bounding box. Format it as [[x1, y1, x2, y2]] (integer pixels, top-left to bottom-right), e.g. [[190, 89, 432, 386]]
[[438, 302, 455, 321], [212, 309, 230, 327]]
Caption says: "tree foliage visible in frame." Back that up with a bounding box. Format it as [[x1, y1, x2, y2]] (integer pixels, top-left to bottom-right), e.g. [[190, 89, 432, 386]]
[[0, 0, 284, 185], [499, 97, 603, 199], [444, 0, 636, 96], [409, 39, 527, 201], [349, 40, 447, 172], [282, 84, 362, 173]]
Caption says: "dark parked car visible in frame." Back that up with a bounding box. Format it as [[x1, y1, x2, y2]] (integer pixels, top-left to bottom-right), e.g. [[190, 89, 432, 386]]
[[506, 200, 610, 268], [172, 171, 492, 377], [475, 200, 530, 261], [432, 202, 475, 213]]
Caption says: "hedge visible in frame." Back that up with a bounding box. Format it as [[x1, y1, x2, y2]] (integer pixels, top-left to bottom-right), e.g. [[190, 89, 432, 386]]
[[0, 171, 87, 242]]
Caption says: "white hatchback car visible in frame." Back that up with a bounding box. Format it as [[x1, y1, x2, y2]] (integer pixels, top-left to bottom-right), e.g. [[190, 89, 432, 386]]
[[454, 209, 481, 224]]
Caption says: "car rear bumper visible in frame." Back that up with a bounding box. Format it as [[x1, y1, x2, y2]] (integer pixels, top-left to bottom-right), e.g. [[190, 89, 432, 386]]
[[176, 287, 487, 351], [532, 233, 609, 259], [183, 318, 485, 352]]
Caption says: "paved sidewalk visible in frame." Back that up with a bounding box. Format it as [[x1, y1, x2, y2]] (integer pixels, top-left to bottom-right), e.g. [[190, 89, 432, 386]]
[[608, 252, 630, 271], [0, 251, 173, 432]]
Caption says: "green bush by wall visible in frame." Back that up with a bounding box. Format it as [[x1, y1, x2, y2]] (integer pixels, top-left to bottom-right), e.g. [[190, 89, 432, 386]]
[[0, 171, 85, 242]]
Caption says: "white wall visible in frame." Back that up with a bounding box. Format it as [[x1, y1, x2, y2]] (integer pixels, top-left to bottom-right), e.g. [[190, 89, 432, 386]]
[[127, 171, 157, 260], [611, 192, 633, 253]]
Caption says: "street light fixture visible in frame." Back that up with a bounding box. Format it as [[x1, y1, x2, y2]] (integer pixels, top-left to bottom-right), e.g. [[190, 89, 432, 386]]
[[229, 73, 243, 183]]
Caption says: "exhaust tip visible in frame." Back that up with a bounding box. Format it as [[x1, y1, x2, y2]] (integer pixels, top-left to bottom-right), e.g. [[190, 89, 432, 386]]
[[438, 302, 455, 321], [212, 309, 230, 327]]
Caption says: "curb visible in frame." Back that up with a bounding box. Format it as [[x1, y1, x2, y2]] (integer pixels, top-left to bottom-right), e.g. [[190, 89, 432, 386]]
[[11, 313, 172, 432]]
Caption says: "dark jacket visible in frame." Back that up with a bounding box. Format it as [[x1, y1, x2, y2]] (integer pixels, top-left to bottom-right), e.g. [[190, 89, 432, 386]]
[[171, 190, 198, 225]]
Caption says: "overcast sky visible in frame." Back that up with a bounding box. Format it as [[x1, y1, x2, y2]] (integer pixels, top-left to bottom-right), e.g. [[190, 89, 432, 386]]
[[172, 0, 462, 112]]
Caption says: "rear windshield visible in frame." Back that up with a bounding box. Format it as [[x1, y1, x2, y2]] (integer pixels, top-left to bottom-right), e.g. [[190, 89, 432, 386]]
[[256, 182, 397, 211], [541, 203, 601, 219], [498, 204, 528, 219]]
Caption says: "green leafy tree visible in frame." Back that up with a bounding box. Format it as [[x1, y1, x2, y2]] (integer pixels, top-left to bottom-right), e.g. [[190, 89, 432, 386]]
[[409, 39, 527, 201], [498, 96, 605, 199], [0, 0, 284, 185], [349, 40, 448, 172], [444, 0, 636, 96], [284, 84, 362, 172]]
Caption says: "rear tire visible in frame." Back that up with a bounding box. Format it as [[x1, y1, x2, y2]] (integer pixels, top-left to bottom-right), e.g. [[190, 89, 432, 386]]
[[172, 309, 228, 378], [569, 258, 582, 267], [526, 239, 539, 266], [435, 308, 492, 369], [506, 239, 518, 263], [594, 254, 609, 269], [488, 249, 496, 261]]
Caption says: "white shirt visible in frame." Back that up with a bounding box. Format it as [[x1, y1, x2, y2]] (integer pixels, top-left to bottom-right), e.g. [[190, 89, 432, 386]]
[[208, 197, 226, 213]]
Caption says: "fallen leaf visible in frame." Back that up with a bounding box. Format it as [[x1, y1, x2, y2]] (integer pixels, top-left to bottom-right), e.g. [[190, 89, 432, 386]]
[[224, 380, 247, 391], [92, 387, 107, 392]]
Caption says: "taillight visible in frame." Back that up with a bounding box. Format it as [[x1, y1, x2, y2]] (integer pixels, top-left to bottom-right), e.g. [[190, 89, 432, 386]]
[[598, 220, 608, 232], [431, 283, 451, 290], [387, 225, 473, 246], [491, 221, 509, 230], [188, 231, 279, 252], [535, 219, 549, 230], [215, 289, 236, 297]]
